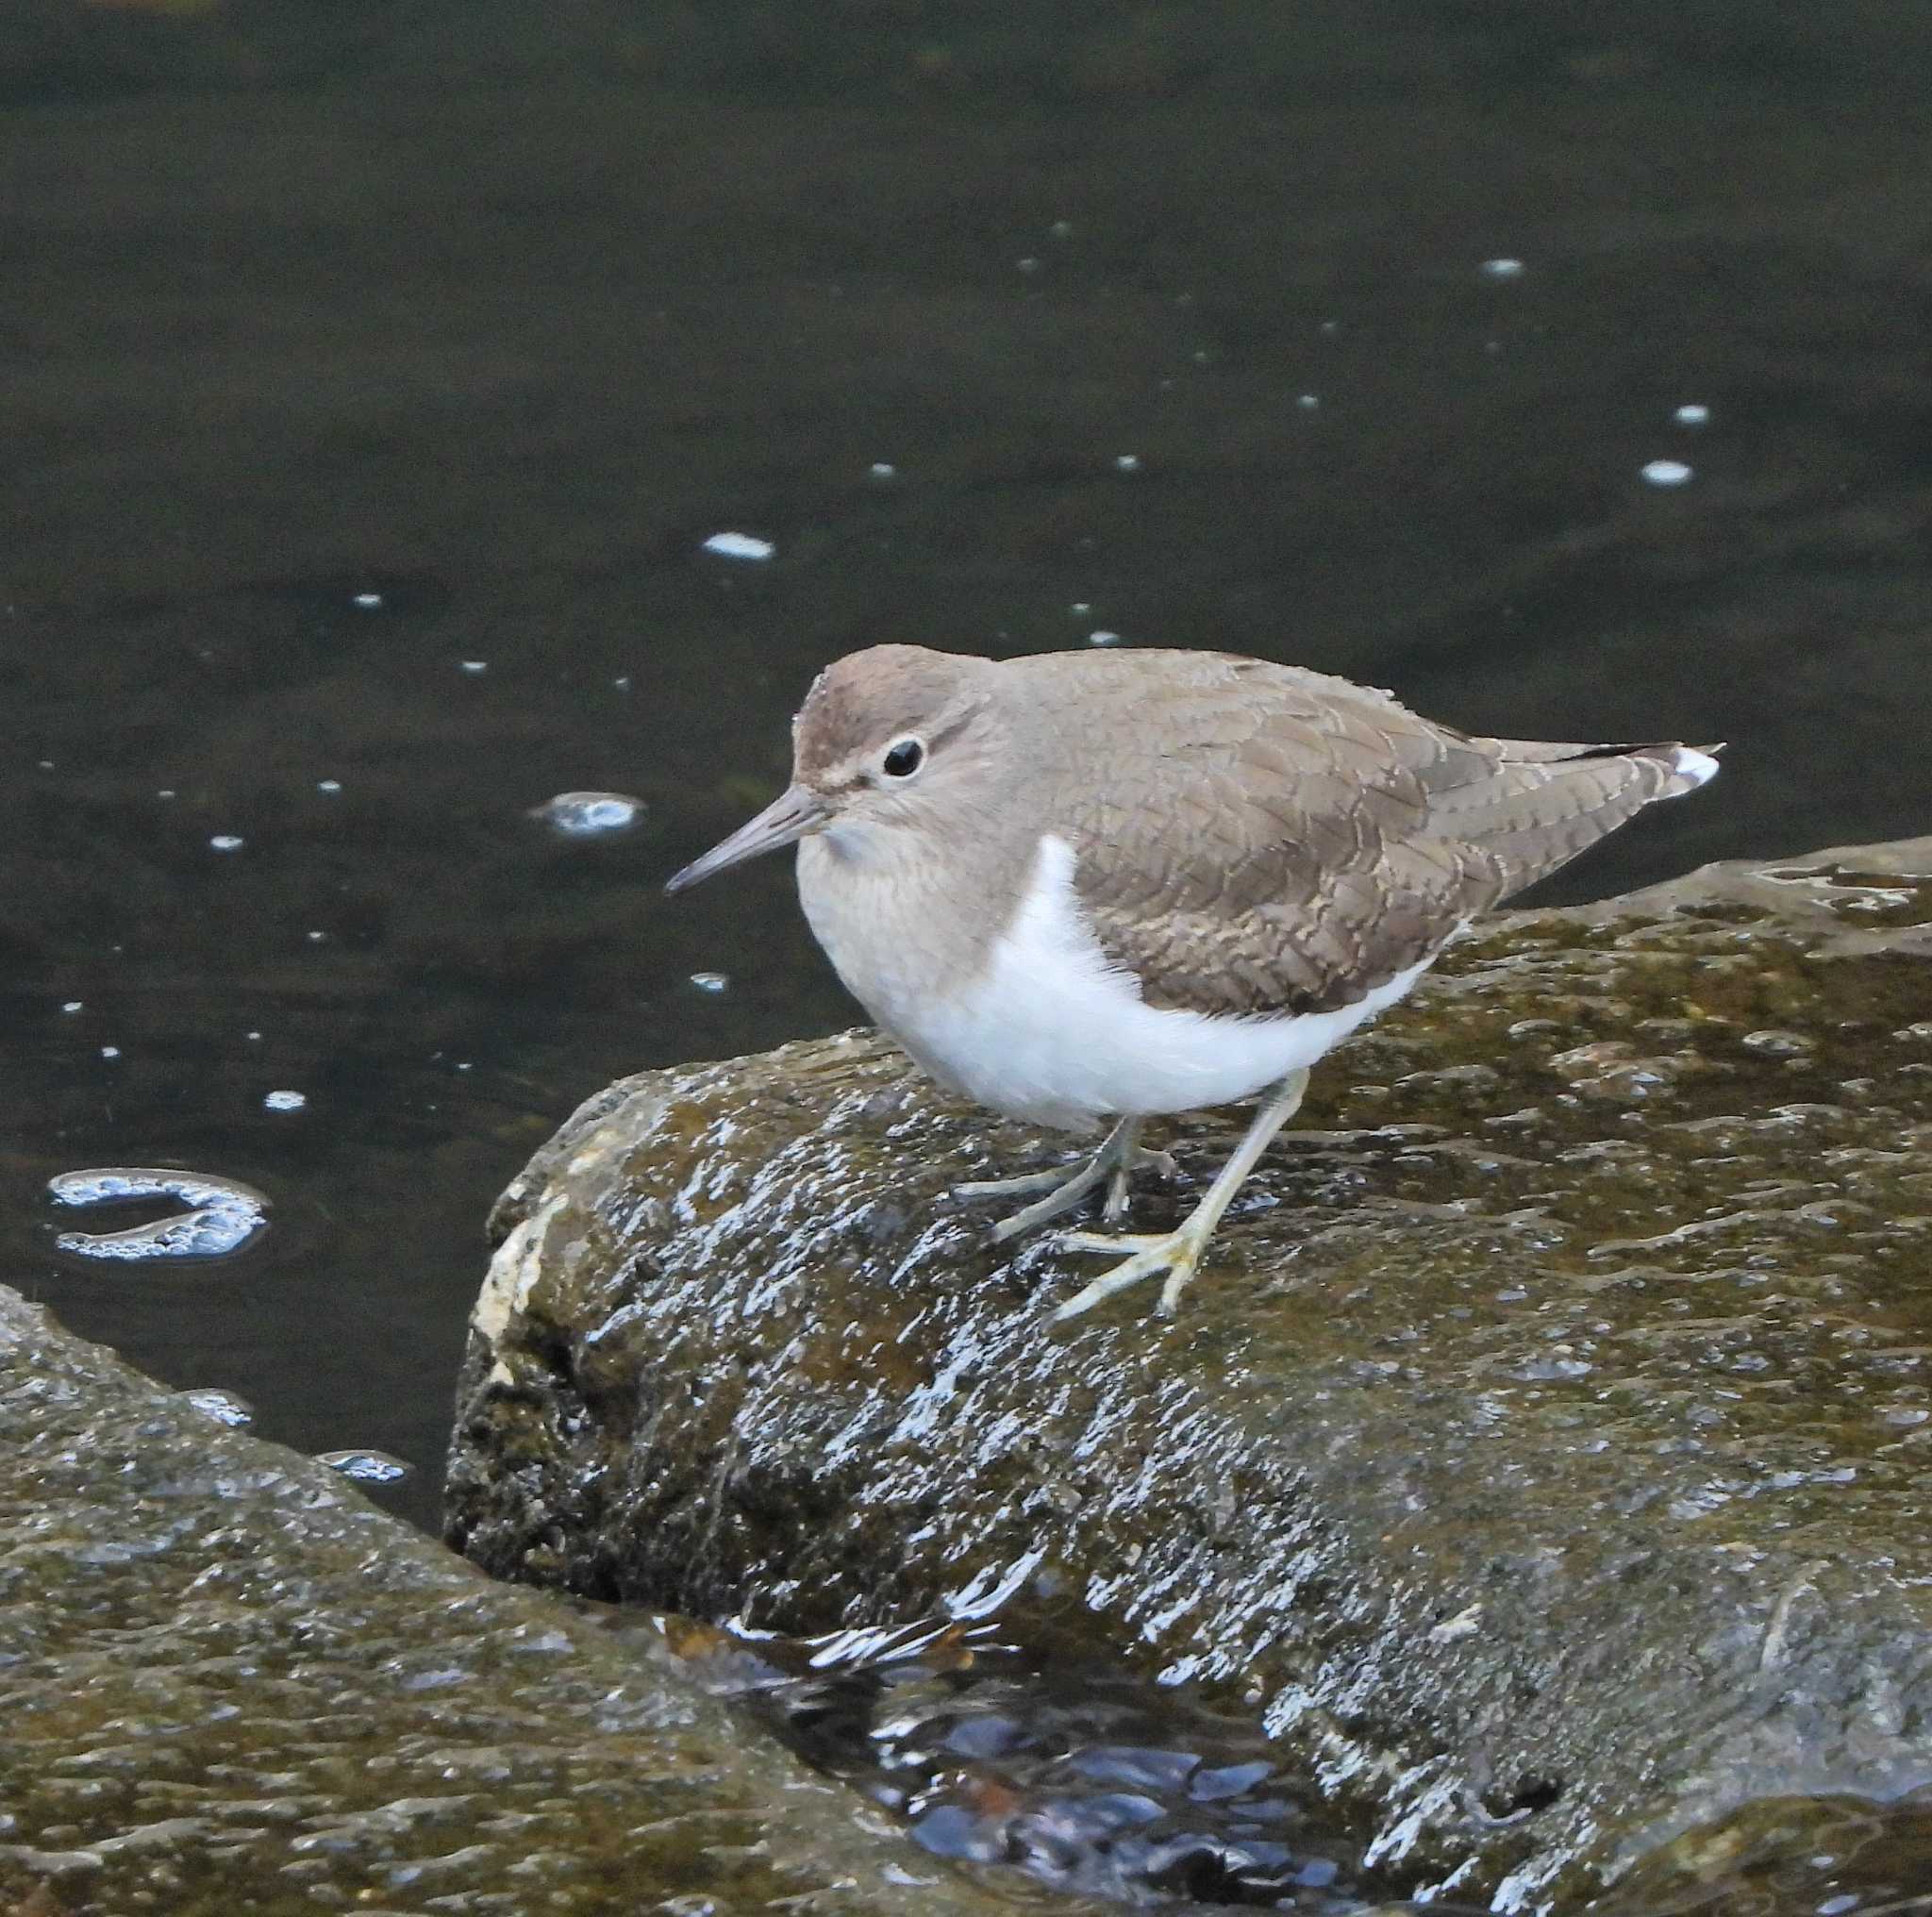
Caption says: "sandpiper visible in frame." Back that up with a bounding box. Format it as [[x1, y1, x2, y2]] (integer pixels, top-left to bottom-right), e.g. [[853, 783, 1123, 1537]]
[[667, 645, 1719, 1320]]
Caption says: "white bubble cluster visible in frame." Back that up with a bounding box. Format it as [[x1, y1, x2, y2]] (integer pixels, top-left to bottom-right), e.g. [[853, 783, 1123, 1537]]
[[48, 1166, 271, 1262], [531, 792, 646, 837], [182, 1387, 255, 1427], [702, 531, 775, 561], [316, 1448, 412, 1484]]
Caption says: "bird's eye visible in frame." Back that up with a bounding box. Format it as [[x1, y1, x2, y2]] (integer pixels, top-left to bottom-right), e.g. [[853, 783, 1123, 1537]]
[[882, 738, 924, 778]]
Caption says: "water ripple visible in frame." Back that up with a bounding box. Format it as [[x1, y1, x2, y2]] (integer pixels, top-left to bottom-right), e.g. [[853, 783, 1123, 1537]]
[[47, 1167, 271, 1262]]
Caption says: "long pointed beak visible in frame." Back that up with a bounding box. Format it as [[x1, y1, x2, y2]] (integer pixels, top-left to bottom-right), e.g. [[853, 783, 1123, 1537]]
[[664, 784, 829, 894]]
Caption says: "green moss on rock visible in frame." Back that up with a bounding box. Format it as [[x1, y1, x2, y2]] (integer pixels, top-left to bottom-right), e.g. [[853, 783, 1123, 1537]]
[[447, 841, 1932, 1909]]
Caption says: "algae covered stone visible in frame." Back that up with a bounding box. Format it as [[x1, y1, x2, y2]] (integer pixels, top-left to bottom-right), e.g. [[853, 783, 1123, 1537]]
[[0, 1287, 1089, 1917], [448, 840, 1932, 1908]]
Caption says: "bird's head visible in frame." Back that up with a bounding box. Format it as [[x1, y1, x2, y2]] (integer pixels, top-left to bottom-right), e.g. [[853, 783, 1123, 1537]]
[[664, 644, 1000, 893]]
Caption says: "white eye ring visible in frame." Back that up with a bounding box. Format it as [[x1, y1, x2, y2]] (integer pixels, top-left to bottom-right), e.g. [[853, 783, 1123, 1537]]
[[881, 737, 924, 778]]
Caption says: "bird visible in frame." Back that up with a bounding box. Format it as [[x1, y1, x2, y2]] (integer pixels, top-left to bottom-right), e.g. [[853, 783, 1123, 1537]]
[[665, 643, 1719, 1321]]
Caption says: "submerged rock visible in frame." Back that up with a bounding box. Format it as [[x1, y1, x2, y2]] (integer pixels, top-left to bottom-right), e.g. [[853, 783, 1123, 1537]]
[[0, 1288, 1092, 1917], [447, 839, 1932, 1909]]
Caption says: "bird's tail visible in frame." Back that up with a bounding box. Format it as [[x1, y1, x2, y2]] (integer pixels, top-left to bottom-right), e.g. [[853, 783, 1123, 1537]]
[[1432, 737, 1724, 899]]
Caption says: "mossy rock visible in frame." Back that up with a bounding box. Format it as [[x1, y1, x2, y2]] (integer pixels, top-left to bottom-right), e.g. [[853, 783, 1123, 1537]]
[[447, 840, 1932, 1908], [0, 1287, 1102, 1917]]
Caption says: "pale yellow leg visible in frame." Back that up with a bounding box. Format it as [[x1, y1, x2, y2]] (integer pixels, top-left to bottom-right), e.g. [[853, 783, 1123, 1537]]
[[954, 1117, 1174, 1242], [1053, 1069, 1310, 1321]]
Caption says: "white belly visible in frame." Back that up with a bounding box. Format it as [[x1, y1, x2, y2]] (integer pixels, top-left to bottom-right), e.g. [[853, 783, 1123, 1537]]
[[804, 829, 1432, 1131]]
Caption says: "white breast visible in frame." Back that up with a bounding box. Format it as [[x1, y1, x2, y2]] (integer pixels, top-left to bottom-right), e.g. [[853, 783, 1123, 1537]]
[[864, 833, 1434, 1131]]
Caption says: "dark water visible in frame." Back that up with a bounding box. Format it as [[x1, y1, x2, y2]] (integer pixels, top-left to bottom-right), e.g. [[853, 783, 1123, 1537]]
[[4, 0, 1932, 1869], [647, 1609, 1459, 1911], [631, 1607, 1932, 1917]]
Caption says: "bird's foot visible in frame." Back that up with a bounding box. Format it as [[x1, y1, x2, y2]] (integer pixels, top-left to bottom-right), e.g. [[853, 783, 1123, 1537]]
[[953, 1163, 1077, 1202], [1048, 1068, 1309, 1323], [1102, 1152, 1175, 1227], [954, 1127, 1174, 1242], [1052, 1217, 1215, 1322]]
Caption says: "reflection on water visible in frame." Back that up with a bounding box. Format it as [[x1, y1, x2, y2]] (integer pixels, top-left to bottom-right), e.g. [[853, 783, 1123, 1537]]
[[6, 2, 1932, 1909]]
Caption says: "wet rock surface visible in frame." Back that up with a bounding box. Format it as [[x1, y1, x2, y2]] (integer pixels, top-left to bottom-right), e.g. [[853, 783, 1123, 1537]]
[[447, 840, 1932, 1909], [0, 1288, 1098, 1917]]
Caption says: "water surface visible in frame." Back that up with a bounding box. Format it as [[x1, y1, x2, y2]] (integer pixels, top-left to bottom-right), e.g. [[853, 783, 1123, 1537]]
[[4, 0, 1928, 1552]]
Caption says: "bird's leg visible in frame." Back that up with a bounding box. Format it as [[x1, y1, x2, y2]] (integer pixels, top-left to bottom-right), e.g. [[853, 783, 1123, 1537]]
[[1053, 1068, 1310, 1321], [954, 1117, 1174, 1242]]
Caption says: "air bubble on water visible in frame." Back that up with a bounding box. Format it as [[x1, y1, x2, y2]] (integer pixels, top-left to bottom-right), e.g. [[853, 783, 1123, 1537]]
[[182, 1387, 255, 1427], [61, 1001, 82, 1014], [316, 1448, 412, 1484], [459, 658, 489, 674], [264, 1090, 308, 1112], [701, 532, 775, 561], [209, 834, 245, 852], [1088, 631, 1123, 647], [869, 461, 898, 480], [317, 778, 342, 794], [1674, 403, 1710, 425], [1480, 257, 1526, 278], [1642, 459, 1693, 487], [48, 1167, 271, 1261], [100, 1045, 121, 1059], [531, 791, 646, 837], [690, 972, 730, 994], [352, 592, 383, 609], [1113, 454, 1141, 473]]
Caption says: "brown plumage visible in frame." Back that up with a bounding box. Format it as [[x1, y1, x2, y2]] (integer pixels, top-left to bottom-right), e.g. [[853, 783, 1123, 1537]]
[[676, 641, 1718, 1036], [666, 642, 1719, 1321], [1002, 648, 1715, 1016]]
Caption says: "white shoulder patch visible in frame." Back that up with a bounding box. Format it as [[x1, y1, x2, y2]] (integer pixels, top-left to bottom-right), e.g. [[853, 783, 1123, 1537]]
[[1670, 746, 1721, 791], [905, 832, 1435, 1127]]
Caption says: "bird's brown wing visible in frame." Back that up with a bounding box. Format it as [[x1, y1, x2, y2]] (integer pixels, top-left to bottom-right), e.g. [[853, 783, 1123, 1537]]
[[1413, 730, 1712, 898], [1028, 651, 1704, 1017]]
